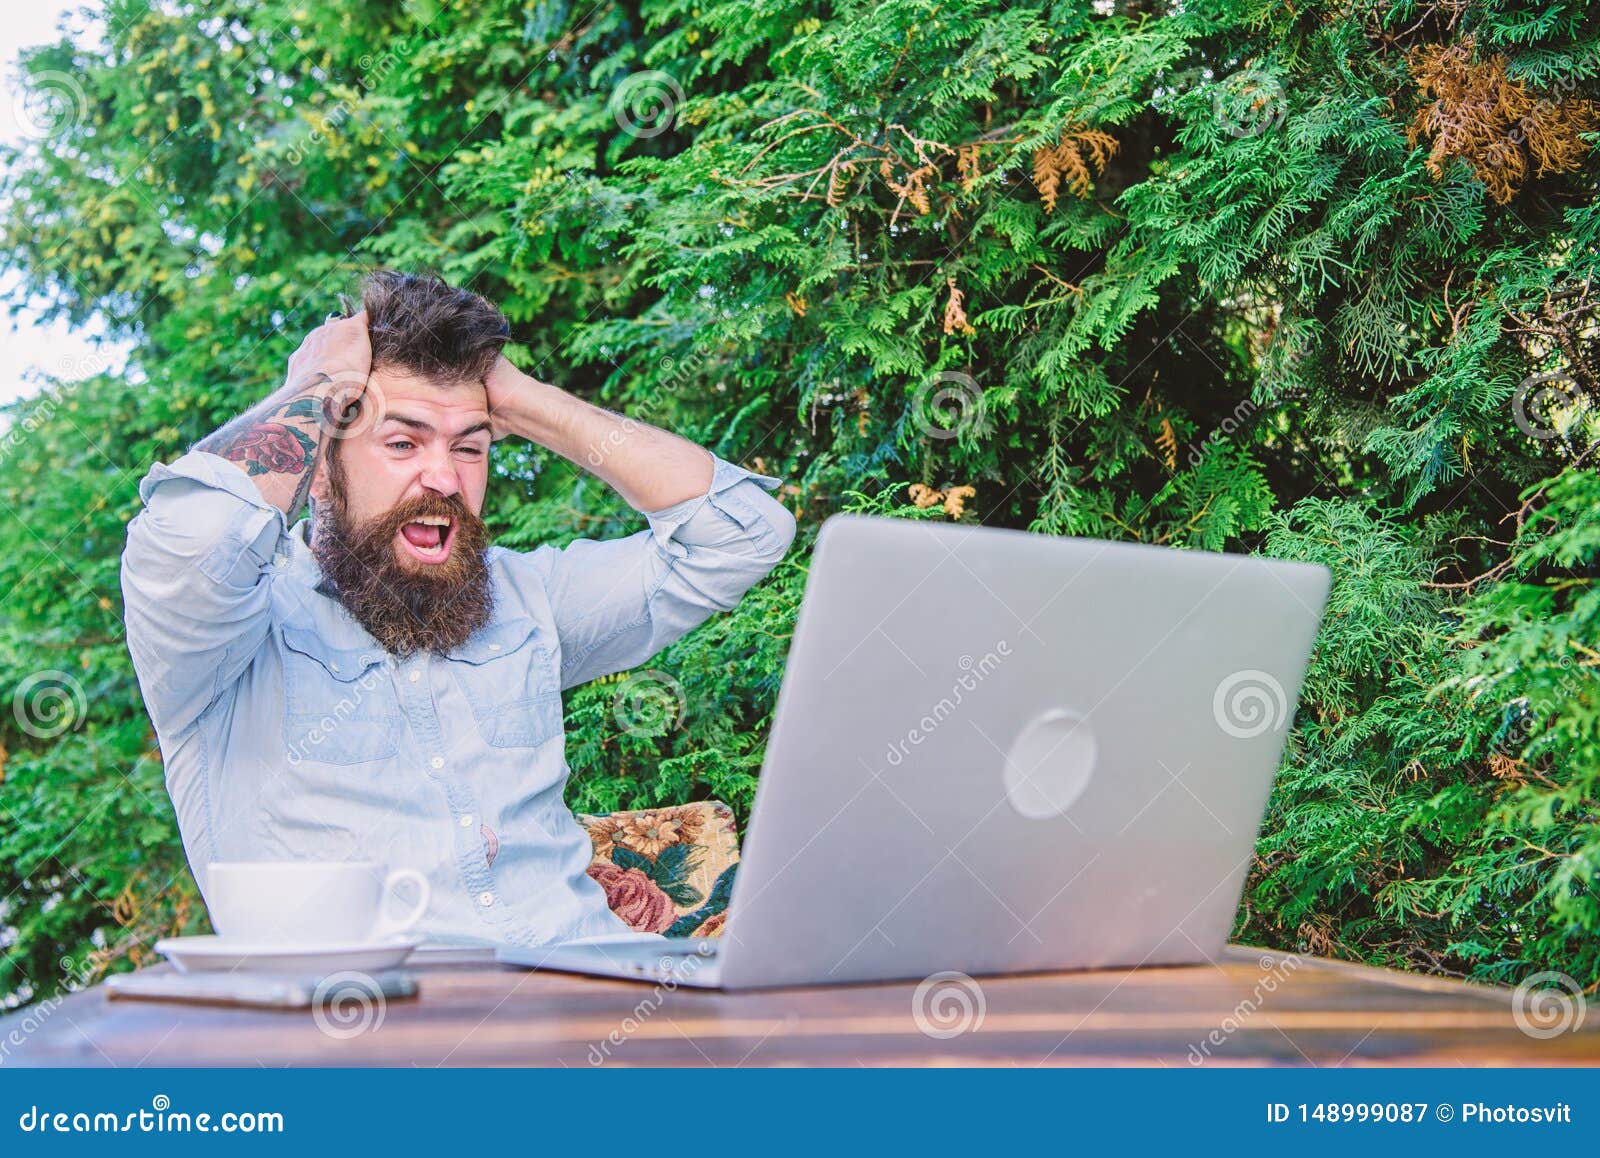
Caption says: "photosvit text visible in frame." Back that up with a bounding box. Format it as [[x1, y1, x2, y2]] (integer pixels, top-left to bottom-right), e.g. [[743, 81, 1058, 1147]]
[[1265, 1102, 1573, 1125]]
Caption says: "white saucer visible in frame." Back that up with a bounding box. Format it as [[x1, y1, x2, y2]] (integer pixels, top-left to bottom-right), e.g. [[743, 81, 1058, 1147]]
[[154, 934, 420, 975]]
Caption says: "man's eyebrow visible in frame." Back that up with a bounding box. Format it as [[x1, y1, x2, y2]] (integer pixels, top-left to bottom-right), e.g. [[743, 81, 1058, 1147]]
[[381, 414, 493, 440]]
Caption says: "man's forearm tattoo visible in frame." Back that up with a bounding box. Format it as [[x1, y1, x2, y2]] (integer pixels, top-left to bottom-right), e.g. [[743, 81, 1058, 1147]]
[[196, 374, 334, 517]]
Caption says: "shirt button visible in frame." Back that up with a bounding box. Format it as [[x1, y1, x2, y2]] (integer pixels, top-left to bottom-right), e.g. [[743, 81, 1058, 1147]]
[[430, 756, 444, 769], [459, 814, 474, 828], [488, 643, 501, 651], [329, 660, 340, 673], [478, 891, 494, 907], [408, 670, 421, 683]]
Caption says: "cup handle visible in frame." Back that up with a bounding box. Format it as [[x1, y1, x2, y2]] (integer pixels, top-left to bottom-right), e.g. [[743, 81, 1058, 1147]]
[[369, 868, 431, 943]]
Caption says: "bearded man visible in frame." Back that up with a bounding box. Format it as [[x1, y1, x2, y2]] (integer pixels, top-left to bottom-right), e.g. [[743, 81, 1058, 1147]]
[[120, 270, 795, 947]]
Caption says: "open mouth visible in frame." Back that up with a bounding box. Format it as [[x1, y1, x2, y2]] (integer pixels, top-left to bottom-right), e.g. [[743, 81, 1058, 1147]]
[[396, 514, 455, 565]]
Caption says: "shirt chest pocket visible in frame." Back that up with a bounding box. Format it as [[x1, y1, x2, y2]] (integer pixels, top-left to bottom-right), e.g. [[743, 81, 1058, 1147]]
[[450, 616, 563, 749], [279, 625, 401, 765]]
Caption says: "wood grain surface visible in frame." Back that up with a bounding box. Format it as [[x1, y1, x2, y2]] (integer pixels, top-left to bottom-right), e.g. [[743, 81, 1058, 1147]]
[[3, 946, 1594, 1067]]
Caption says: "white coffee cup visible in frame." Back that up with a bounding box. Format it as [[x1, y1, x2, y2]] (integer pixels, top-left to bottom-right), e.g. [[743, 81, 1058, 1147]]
[[205, 861, 431, 946]]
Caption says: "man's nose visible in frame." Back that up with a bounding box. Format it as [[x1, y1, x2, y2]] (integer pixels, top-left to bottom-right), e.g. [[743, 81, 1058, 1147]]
[[416, 456, 461, 499]]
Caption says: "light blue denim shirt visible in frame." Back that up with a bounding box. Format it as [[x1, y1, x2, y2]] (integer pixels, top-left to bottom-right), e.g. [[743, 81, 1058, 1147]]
[[120, 449, 796, 947]]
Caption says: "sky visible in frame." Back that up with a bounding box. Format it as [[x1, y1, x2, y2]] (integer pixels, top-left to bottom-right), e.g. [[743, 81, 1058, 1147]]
[[1, 1, 130, 409]]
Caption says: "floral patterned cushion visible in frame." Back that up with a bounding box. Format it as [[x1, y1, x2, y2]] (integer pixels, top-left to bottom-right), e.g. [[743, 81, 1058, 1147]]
[[575, 801, 740, 938]]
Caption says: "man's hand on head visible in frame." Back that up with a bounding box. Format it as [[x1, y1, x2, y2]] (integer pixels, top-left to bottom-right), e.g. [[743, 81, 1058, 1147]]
[[483, 353, 545, 443], [194, 309, 375, 520], [288, 309, 374, 431]]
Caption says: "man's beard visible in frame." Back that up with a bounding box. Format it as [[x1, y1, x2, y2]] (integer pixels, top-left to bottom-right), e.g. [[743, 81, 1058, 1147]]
[[311, 453, 494, 658]]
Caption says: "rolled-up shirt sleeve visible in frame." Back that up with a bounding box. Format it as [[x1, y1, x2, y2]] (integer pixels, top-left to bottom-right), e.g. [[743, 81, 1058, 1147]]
[[121, 450, 289, 738], [526, 455, 798, 690]]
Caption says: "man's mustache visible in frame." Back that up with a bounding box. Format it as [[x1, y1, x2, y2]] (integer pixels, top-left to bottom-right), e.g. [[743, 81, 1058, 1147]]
[[383, 491, 473, 526], [324, 453, 477, 536]]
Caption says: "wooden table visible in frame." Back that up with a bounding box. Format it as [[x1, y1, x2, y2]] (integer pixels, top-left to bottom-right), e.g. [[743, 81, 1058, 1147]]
[[4, 946, 1595, 1067]]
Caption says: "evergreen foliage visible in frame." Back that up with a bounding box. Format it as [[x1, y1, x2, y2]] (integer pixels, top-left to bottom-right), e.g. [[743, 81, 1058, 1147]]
[[1, 0, 1596, 1004]]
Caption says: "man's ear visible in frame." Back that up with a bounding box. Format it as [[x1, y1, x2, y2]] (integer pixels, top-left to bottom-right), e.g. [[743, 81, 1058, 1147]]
[[308, 451, 331, 505]]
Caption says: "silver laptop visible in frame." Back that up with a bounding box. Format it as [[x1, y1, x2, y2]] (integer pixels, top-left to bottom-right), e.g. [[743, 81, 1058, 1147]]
[[497, 514, 1329, 990]]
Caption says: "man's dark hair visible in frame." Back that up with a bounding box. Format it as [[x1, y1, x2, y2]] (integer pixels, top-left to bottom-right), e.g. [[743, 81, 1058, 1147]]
[[350, 269, 509, 384]]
